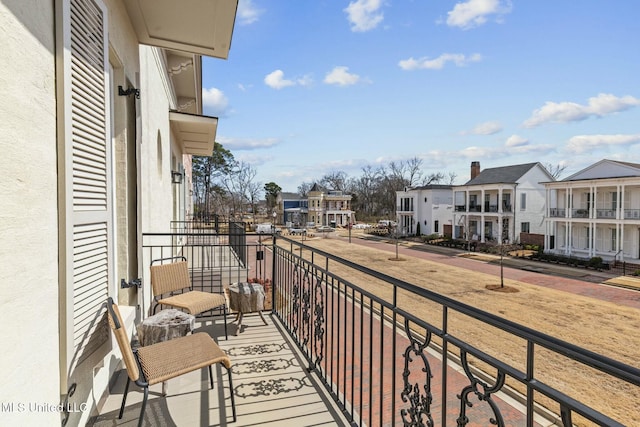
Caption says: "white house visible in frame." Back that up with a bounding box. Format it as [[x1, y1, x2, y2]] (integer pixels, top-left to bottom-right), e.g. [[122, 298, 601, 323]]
[[453, 162, 554, 243], [307, 183, 354, 227], [544, 159, 640, 263], [396, 185, 453, 236], [0, 1, 237, 425]]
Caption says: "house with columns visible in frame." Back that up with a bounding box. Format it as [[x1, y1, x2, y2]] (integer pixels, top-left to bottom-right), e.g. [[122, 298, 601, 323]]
[[453, 162, 554, 243], [307, 183, 354, 227], [544, 159, 640, 263]]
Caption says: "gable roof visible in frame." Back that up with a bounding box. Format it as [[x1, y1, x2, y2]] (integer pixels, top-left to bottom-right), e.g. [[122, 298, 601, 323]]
[[563, 159, 640, 181], [463, 162, 540, 185]]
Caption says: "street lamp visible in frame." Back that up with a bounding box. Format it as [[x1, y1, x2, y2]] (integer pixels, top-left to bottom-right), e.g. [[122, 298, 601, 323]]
[[347, 212, 352, 243], [271, 211, 277, 237]]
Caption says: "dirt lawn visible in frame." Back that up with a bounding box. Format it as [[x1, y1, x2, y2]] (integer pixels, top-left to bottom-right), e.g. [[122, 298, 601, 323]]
[[290, 235, 640, 426]]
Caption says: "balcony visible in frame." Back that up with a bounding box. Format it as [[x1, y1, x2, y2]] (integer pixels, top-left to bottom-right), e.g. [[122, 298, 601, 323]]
[[549, 208, 565, 217], [92, 224, 639, 426]]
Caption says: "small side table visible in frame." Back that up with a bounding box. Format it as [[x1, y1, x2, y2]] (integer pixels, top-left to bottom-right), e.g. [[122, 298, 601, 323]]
[[137, 309, 195, 394], [227, 282, 268, 335]]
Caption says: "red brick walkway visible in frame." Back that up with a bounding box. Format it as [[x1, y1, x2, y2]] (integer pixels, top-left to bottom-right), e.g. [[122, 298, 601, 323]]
[[348, 237, 640, 310]]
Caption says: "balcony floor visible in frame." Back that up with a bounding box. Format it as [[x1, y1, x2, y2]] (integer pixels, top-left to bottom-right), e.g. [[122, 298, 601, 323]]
[[90, 313, 348, 427]]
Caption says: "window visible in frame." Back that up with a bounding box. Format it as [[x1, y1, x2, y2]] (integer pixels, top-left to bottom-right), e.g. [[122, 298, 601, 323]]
[[424, 197, 427, 203], [611, 229, 617, 251], [520, 193, 527, 210], [521, 222, 530, 233], [434, 220, 439, 232]]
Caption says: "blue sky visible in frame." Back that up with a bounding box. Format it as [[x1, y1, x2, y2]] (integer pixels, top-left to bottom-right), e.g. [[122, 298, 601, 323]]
[[201, 0, 640, 193]]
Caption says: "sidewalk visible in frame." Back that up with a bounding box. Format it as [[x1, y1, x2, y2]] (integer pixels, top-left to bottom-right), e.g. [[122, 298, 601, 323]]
[[347, 234, 640, 310]]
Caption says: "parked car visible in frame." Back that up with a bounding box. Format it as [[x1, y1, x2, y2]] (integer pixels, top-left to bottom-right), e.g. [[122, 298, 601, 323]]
[[316, 225, 335, 232], [256, 223, 281, 234], [352, 223, 371, 229]]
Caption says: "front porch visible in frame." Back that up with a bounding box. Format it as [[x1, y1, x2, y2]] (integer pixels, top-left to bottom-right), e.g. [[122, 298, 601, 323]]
[[91, 313, 347, 426], [90, 225, 639, 426]]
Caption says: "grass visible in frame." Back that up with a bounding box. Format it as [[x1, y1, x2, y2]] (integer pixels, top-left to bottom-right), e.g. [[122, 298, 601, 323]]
[[283, 232, 640, 426]]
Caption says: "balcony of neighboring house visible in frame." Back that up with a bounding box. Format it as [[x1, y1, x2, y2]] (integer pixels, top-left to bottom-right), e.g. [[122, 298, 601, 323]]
[[549, 208, 565, 218], [91, 221, 639, 426]]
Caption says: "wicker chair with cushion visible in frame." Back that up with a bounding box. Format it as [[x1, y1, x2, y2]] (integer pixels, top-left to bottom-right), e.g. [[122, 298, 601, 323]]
[[107, 297, 236, 427], [150, 257, 228, 339]]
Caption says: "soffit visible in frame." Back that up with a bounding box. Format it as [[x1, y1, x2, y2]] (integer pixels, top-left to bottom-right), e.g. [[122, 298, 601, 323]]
[[124, 0, 238, 58], [169, 111, 218, 156]]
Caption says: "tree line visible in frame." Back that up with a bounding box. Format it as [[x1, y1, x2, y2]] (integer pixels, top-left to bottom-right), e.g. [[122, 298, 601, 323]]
[[192, 143, 565, 222]]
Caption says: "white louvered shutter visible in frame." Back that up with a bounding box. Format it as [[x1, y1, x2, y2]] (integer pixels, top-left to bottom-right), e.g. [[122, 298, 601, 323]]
[[58, 0, 112, 392]]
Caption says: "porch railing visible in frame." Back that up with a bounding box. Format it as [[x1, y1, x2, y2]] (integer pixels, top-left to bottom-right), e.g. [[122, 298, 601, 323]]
[[271, 235, 640, 427]]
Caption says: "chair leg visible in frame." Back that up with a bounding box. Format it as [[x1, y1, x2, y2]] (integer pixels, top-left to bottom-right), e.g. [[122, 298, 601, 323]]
[[138, 386, 149, 427], [118, 377, 131, 419], [226, 366, 236, 422], [223, 306, 228, 340], [208, 365, 214, 389]]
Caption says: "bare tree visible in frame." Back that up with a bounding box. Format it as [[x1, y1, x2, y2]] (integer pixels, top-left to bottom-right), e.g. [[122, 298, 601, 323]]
[[544, 163, 567, 180], [320, 171, 348, 191]]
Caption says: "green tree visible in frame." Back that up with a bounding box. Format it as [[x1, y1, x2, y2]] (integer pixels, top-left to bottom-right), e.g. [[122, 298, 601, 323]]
[[192, 142, 235, 218], [264, 182, 281, 210]]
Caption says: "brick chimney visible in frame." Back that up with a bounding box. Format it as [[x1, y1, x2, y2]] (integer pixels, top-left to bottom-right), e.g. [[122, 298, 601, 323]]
[[471, 161, 480, 180]]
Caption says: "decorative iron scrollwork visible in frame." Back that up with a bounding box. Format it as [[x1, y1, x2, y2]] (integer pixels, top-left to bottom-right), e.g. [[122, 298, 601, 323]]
[[456, 350, 506, 426], [400, 319, 434, 427], [312, 272, 325, 368]]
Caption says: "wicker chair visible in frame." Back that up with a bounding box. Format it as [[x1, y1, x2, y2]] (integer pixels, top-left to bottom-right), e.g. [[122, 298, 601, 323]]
[[150, 257, 228, 339], [106, 297, 236, 427]]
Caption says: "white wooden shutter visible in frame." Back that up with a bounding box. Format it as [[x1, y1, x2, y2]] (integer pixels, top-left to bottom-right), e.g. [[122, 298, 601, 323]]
[[57, 0, 111, 386]]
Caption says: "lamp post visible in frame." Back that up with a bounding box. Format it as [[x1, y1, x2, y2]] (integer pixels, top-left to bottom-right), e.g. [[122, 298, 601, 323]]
[[347, 212, 352, 243], [272, 211, 277, 235]]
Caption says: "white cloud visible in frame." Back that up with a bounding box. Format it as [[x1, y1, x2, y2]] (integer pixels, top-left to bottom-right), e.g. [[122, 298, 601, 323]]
[[399, 53, 482, 70], [324, 66, 361, 86], [469, 121, 502, 135], [523, 93, 640, 128], [446, 0, 512, 30], [237, 0, 263, 25], [264, 70, 313, 89], [202, 87, 229, 116], [567, 134, 640, 154], [344, 0, 384, 32], [217, 136, 281, 151], [505, 135, 529, 147]]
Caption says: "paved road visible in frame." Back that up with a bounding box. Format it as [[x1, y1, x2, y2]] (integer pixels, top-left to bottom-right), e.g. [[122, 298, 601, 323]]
[[339, 234, 640, 310]]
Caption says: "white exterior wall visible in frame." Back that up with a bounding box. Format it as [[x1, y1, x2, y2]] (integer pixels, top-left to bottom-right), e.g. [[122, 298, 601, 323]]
[[430, 189, 454, 235], [0, 2, 60, 425], [396, 188, 453, 236], [1, 1, 189, 424], [515, 167, 549, 236]]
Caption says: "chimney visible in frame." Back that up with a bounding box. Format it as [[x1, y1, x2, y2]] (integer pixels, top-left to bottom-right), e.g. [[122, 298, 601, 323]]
[[471, 161, 480, 179]]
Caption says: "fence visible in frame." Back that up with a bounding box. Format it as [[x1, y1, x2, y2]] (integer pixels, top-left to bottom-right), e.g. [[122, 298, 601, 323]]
[[271, 235, 640, 426]]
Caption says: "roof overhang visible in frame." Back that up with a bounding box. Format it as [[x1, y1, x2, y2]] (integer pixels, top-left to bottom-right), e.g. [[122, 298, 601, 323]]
[[169, 111, 218, 156], [124, 0, 238, 58]]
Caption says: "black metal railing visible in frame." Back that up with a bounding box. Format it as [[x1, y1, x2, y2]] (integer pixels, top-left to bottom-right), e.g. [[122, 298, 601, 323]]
[[141, 226, 272, 316], [271, 235, 640, 427]]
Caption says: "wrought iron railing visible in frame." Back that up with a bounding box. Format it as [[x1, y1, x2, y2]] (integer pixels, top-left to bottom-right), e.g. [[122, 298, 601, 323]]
[[271, 236, 640, 426]]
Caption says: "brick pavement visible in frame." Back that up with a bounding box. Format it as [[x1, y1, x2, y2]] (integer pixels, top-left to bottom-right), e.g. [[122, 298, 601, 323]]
[[348, 237, 640, 310]]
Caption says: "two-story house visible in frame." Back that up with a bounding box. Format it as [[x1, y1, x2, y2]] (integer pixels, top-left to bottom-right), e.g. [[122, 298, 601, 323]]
[[453, 162, 554, 244], [276, 191, 309, 226], [544, 159, 640, 263], [307, 183, 354, 227], [396, 185, 454, 236]]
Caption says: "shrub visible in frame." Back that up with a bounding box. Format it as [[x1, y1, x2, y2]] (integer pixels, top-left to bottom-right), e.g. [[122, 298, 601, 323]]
[[588, 257, 603, 269], [632, 270, 640, 277]]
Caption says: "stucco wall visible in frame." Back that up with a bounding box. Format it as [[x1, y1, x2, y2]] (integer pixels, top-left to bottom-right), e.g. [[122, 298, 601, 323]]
[[0, 1, 60, 425]]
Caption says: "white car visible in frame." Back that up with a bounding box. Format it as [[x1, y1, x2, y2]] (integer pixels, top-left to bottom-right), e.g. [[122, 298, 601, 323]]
[[316, 226, 335, 232]]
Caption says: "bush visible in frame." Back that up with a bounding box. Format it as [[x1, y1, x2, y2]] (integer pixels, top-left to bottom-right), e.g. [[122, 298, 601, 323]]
[[588, 257, 603, 269], [632, 270, 640, 277]]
